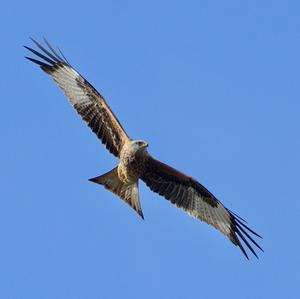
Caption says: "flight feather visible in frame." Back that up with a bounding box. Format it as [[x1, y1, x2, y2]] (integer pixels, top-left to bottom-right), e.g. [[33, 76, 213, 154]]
[[141, 156, 263, 259], [25, 38, 129, 157]]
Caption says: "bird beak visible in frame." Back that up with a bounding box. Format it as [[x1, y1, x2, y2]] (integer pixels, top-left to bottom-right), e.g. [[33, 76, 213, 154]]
[[144, 142, 149, 148]]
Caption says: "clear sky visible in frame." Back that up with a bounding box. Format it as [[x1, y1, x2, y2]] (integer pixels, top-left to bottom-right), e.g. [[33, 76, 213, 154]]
[[1, 1, 299, 298]]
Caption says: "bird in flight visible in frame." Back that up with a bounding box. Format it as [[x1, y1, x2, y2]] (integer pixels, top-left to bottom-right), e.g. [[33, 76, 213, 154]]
[[25, 38, 263, 259]]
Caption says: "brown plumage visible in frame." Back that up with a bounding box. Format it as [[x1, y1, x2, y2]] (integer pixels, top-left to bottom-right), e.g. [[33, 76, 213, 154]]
[[25, 38, 263, 259], [25, 38, 129, 157]]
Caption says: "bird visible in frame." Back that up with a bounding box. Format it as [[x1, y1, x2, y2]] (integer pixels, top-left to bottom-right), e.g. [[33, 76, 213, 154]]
[[25, 38, 263, 259]]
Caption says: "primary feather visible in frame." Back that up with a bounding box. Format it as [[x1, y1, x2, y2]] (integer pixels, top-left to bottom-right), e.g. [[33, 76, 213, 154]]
[[25, 38, 129, 157]]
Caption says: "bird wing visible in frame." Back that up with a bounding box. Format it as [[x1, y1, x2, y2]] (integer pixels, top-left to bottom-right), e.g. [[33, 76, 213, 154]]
[[25, 38, 130, 157], [141, 155, 263, 259]]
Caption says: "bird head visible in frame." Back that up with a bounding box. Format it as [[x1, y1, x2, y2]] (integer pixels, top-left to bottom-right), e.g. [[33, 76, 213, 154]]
[[133, 140, 149, 149], [130, 140, 149, 155]]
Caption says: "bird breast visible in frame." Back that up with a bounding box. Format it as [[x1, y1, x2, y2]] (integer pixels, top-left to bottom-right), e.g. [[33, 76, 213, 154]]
[[118, 143, 147, 184]]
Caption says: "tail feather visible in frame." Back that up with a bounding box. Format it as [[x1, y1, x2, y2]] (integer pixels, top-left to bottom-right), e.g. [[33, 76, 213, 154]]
[[89, 167, 144, 219]]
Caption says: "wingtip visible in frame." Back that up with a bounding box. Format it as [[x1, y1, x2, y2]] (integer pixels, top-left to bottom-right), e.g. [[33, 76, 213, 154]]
[[138, 210, 145, 220], [237, 241, 249, 260], [30, 36, 39, 44], [88, 177, 99, 184], [29, 36, 38, 45]]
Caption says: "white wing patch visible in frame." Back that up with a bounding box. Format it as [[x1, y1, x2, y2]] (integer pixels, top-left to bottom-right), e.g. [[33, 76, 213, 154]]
[[182, 187, 232, 235], [51, 65, 85, 106], [25, 38, 130, 157]]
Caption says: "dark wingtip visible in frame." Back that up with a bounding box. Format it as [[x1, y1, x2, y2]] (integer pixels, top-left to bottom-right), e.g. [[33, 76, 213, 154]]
[[138, 210, 145, 220], [89, 177, 99, 184], [228, 209, 263, 259], [25, 37, 71, 68], [232, 235, 249, 260]]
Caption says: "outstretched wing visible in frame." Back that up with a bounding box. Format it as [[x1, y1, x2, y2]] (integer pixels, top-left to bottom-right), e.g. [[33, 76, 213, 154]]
[[141, 156, 263, 259], [25, 38, 130, 157]]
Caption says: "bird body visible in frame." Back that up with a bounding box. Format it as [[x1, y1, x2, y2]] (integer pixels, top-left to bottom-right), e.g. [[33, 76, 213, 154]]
[[118, 140, 149, 184], [25, 38, 263, 259], [90, 140, 149, 219]]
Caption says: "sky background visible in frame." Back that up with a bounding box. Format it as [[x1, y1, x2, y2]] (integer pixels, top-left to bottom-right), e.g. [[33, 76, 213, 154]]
[[1, 0, 300, 298]]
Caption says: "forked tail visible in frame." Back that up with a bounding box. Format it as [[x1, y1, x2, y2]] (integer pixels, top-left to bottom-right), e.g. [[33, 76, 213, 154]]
[[89, 167, 144, 219]]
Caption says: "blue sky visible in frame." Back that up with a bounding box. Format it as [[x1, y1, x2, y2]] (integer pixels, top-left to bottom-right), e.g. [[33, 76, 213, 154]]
[[1, 0, 300, 298]]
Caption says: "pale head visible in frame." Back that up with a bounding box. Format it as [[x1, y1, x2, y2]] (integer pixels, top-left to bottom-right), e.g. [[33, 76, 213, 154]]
[[132, 139, 149, 151]]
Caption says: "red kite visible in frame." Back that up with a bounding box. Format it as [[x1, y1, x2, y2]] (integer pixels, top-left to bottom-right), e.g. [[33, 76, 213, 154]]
[[25, 38, 263, 259]]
